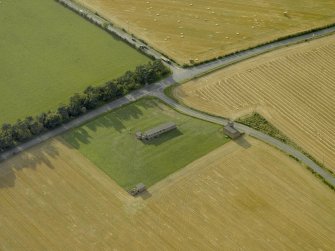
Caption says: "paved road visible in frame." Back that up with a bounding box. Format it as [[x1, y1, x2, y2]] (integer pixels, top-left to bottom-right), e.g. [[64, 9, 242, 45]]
[[153, 92, 335, 187], [1, 0, 334, 187], [57, 0, 181, 68], [58, 0, 335, 80]]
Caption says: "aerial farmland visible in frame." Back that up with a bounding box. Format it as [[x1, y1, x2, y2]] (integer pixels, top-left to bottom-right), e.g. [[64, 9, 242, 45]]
[[62, 98, 229, 190], [175, 34, 335, 172], [1, 0, 335, 250], [0, 0, 149, 124], [75, 0, 335, 64], [0, 137, 334, 250]]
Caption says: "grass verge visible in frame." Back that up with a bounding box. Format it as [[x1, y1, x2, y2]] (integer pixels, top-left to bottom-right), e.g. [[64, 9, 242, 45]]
[[237, 113, 335, 191]]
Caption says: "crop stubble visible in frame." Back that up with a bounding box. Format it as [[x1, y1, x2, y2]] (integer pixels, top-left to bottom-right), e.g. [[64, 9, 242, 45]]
[[75, 0, 335, 64], [0, 137, 334, 250], [175, 34, 335, 171]]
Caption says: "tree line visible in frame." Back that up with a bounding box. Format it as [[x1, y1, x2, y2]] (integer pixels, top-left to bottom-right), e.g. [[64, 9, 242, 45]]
[[0, 60, 170, 152]]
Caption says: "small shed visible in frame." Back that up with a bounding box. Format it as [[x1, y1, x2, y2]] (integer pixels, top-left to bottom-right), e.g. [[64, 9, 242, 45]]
[[224, 122, 242, 139], [129, 183, 147, 196], [136, 183, 146, 193]]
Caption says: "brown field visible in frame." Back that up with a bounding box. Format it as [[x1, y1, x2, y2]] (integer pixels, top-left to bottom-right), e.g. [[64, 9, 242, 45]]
[[75, 0, 335, 64], [0, 137, 335, 250], [175, 34, 335, 172]]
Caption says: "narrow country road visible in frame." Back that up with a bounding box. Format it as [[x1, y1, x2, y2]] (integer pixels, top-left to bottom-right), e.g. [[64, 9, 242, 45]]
[[58, 0, 335, 79], [153, 92, 335, 187], [1, 0, 335, 187]]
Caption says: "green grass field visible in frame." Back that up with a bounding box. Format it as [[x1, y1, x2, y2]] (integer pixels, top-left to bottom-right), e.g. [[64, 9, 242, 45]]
[[0, 0, 149, 124], [63, 98, 229, 190]]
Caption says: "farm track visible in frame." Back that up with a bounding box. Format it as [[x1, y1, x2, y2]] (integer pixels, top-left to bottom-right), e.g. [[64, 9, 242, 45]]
[[1, 1, 335, 188]]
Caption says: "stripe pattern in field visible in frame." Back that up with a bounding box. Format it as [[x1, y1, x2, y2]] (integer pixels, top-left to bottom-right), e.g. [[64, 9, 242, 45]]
[[0, 137, 335, 250], [75, 0, 335, 64], [176, 35, 335, 171]]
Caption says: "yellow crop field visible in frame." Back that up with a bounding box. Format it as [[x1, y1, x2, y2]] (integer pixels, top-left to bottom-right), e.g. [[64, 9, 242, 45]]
[[175, 34, 335, 172], [75, 0, 335, 64], [0, 137, 334, 250]]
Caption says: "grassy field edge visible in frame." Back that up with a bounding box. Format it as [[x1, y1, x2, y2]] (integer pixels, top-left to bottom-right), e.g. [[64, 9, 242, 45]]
[[70, 0, 335, 67], [237, 113, 335, 191], [166, 83, 335, 191], [62, 97, 230, 190]]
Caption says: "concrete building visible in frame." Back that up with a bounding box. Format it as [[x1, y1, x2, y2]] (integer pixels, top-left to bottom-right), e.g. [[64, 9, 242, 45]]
[[224, 122, 242, 139], [136, 122, 177, 141]]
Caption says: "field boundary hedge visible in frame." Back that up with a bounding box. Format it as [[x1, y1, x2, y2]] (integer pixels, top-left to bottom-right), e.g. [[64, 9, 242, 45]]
[[182, 22, 335, 68], [59, 0, 335, 68], [0, 60, 170, 152], [237, 113, 335, 191]]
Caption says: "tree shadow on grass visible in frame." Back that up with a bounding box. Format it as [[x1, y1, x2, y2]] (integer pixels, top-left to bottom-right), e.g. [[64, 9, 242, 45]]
[[64, 98, 160, 149], [0, 99, 164, 189], [0, 141, 60, 189]]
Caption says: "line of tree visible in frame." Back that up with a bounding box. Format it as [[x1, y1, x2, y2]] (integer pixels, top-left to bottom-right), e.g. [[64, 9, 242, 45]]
[[0, 60, 170, 152]]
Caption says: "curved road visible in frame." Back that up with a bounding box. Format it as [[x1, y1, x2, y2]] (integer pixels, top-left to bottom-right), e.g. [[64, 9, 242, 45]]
[[153, 92, 335, 187], [1, 1, 335, 187]]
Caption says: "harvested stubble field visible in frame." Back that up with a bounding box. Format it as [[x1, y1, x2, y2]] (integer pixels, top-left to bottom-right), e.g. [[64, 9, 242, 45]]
[[62, 98, 229, 190], [0, 0, 149, 124], [0, 137, 334, 250], [175, 34, 335, 172], [75, 0, 335, 64]]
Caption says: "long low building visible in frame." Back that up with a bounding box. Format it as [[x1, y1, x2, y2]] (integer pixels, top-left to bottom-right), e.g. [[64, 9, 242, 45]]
[[136, 122, 177, 140]]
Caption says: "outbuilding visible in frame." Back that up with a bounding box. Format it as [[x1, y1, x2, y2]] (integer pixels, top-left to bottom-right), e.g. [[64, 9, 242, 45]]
[[136, 122, 177, 141], [224, 121, 242, 139], [129, 183, 147, 196]]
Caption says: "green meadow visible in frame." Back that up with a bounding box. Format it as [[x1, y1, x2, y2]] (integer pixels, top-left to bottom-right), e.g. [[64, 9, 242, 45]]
[[63, 98, 229, 190], [0, 0, 149, 124]]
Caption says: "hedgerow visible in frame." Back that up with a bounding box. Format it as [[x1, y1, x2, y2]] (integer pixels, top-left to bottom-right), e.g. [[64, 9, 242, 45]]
[[0, 60, 170, 152]]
